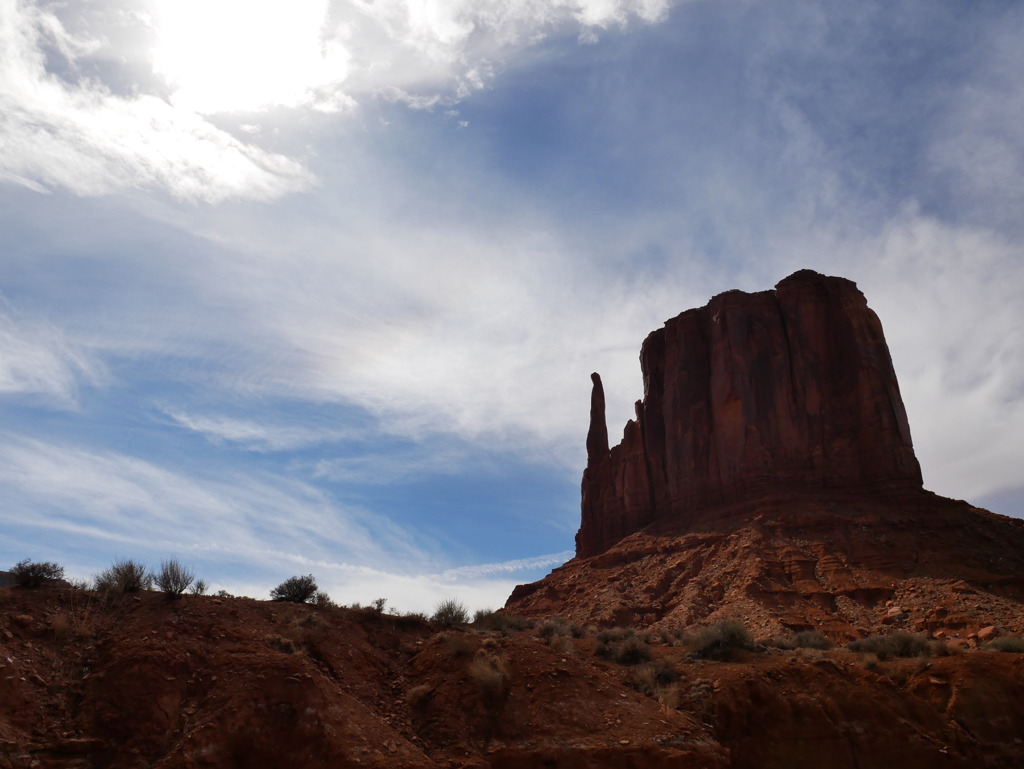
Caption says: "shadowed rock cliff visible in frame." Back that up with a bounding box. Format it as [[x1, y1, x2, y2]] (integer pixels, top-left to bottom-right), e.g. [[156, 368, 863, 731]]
[[578, 269, 923, 558]]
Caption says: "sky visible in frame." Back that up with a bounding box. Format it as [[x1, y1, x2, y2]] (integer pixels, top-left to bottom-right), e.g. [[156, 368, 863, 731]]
[[1, 0, 1022, 613]]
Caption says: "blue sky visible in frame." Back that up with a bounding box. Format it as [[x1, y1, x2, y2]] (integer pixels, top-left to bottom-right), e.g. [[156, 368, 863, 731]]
[[2, 0, 1022, 612]]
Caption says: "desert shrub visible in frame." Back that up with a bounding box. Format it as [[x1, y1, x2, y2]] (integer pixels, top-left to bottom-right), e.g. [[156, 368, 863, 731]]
[[442, 633, 477, 659], [537, 619, 568, 643], [793, 630, 832, 650], [468, 653, 510, 705], [989, 636, 1024, 653], [847, 632, 932, 660], [474, 608, 494, 624], [538, 617, 584, 640], [597, 634, 652, 665], [473, 610, 533, 634], [688, 620, 755, 660], [407, 684, 433, 709], [627, 658, 680, 695], [94, 559, 151, 593], [153, 559, 194, 598], [627, 659, 680, 707], [190, 579, 208, 595], [537, 619, 558, 641], [390, 610, 429, 632], [270, 574, 318, 603], [266, 635, 297, 654], [616, 635, 653, 664], [432, 598, 469, 626], [860, 652, 880, 671], [550, 635, 575, 654], [313, 591, 336, 608], [10, 559, 64, 588], [597, 627, 634, 644], [369, 597, 387, 614]]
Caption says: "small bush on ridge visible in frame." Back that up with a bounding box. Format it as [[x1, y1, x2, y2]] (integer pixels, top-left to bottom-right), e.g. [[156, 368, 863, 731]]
[[10, 559, 64, 588], [270, 574, 319, 603], [432, 598, 469, 626], [154, 559, 194, 598], [190, 579, 208, 595], [94, 559, 151, 593]]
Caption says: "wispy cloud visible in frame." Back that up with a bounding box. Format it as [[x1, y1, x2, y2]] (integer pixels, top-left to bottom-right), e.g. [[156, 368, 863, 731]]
[[435, 551, 573, 581], [0, 308, 105, 404], [0, 434, 429, 570], [161, 408, 356, 452]]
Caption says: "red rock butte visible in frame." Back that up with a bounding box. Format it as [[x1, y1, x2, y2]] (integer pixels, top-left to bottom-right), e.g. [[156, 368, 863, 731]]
[[507, 269, 1024, 638], [578, 269, 923, 558]]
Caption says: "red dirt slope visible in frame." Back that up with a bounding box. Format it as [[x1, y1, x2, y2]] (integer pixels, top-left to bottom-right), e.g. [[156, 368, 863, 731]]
[[3, 586, 1024, 768]]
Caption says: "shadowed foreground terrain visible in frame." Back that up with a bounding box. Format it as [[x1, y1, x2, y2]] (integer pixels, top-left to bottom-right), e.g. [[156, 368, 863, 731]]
[[2, 586, 1024, 769]]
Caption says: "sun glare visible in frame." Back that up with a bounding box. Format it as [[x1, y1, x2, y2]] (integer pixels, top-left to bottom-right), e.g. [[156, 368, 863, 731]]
[[152, 0, 349, 114]]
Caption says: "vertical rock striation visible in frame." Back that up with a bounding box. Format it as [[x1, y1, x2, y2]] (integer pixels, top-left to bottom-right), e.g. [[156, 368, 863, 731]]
[[576, 270, 923, 557]]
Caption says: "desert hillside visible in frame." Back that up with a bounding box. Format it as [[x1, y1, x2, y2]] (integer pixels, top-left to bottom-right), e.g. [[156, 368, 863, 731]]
[[3, 585, 1024, 769]]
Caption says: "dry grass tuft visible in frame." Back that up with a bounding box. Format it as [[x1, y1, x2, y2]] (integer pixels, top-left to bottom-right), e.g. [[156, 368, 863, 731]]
[[468, 653, 510, 705], [406, 684, 433, 710]]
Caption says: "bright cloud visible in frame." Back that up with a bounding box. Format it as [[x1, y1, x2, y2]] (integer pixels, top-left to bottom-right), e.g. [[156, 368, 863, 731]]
[[152, 0, 353, 114], [0, 0, 314, 201], [1, 0, 677, 201]]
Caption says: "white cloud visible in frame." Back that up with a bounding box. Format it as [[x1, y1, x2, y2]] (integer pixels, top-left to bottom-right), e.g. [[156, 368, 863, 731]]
[[0, 309, 105, 403], [435, 551, 573, 580], [0, 0, 314, 201], [161, 409, 357, 452], [854, 212, 1024, 502], [0, 434, 428, 570], [1, 0, 679, 201]]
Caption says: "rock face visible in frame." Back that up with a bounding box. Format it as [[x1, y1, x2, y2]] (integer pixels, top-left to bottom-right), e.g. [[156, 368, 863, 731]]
[[507, 269, 1024, 639], [578, 269, 923, 558]]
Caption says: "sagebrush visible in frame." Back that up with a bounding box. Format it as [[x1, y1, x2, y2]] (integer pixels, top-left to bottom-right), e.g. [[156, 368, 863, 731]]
[[10, 559, 64, 588], [94, 559, 151, 593], [154, 559, 194, 598], [270, 574, 319, 603], [432, 598, 469, 626]]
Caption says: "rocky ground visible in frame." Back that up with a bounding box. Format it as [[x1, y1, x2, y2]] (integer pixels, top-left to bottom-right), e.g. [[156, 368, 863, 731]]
[[3, 585, 1024, 768], [508, 493, 1024, 643]]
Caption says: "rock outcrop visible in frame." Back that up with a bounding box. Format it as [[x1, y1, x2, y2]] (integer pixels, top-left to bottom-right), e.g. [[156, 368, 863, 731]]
[[578, 269, 923, 558], [508, 269, 1024, 639]]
